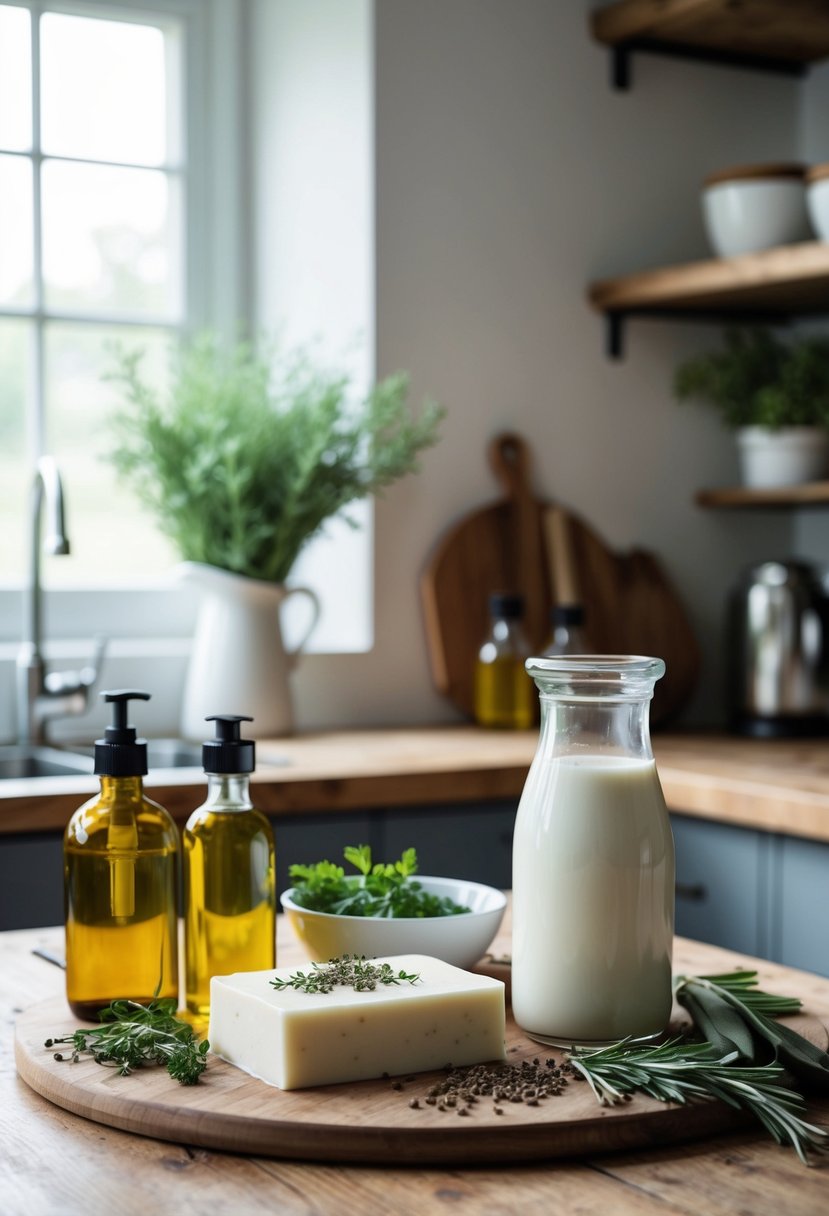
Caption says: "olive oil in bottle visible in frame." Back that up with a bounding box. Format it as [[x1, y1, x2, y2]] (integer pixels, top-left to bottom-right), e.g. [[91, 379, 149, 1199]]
[[474, 592, 534, 729], [64, 690, 179, 1019], [184, 715, 275, 1019]]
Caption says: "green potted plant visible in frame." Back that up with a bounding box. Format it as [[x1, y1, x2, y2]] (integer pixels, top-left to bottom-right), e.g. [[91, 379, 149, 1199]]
[[106, 334, 445, 737], [674, 329, 829, 488]]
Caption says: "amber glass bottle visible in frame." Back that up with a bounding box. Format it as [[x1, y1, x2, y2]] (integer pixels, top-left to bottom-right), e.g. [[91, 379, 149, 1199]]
[[184, 715, 275, 1020], [64, 691, 179, 1019], [474, 592, 534, 729]]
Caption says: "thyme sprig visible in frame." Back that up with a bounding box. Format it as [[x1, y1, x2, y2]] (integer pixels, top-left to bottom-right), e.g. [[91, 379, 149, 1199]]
[[46, 998, 209, 1085], [567, 1037, 828, 1166], [270, 955, 421, 995]]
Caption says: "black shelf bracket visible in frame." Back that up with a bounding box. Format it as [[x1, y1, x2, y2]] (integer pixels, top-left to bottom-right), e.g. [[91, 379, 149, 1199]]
[[604, 309, 798, 360], [610, 39, 808, 92]]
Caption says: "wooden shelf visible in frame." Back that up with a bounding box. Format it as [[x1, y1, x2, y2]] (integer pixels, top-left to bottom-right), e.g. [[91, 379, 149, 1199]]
[[592, 0, 829, 89], [588, 241, 829, 355], [590, 241, 829, 315], [696, 482, 829, 509]]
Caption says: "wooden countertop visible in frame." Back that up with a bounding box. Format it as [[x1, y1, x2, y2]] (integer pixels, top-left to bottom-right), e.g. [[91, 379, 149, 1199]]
[[4, 914, 829, 1214], [2, 727, 829, 845]]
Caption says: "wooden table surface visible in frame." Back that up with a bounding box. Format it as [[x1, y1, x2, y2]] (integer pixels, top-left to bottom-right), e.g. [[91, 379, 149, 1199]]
[[3, 912, 829, 1215], [4, 727, 829, 844]]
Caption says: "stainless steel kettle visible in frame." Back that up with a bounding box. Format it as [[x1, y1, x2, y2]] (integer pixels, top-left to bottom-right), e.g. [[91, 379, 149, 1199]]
[[728, 559, 829, 737]]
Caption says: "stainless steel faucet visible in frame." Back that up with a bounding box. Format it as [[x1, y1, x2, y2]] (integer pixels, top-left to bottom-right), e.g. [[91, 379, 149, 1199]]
[[16, 457, 106, 746]]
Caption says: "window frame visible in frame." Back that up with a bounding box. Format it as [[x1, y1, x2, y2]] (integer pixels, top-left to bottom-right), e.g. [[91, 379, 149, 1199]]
[[0, 0, 248, 640]]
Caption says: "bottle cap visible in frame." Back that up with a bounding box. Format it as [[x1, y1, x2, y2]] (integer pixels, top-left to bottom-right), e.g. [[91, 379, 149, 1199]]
[[550, 604, 585, 626], [489, 592, 524, 620], [94, 690, 150, 777], [202, 715, 256, 774]]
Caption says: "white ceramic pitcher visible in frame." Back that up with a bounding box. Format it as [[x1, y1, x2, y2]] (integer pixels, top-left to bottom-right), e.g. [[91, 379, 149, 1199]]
[[178, 562, 320, 740]]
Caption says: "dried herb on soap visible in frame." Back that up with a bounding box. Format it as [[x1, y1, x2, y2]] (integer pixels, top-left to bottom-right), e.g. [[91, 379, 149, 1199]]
[[288, 845, 471, 918], [46, 998, 209, 1085], [270, 954, 420, 994]]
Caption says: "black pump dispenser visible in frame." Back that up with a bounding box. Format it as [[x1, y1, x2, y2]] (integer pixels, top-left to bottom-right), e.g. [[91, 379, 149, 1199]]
[[94, 690, 150, 777], [202, 715, 255, 774]]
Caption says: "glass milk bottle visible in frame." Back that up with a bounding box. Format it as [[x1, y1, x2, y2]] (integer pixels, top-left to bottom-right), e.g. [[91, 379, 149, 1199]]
[[512, 656, 674, 1046]]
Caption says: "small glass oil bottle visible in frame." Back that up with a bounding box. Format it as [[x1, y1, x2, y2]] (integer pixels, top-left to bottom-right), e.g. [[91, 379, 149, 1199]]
[[474, 592, 534, 729], [184, 715, 276, 1020], [543, 604, 589, 656], [64, 690, 179, 1019]]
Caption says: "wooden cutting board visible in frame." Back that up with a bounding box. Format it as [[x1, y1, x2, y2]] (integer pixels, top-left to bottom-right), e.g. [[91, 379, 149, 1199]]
[[420, 433, 700, 727], [19, 995, 825, 1165]]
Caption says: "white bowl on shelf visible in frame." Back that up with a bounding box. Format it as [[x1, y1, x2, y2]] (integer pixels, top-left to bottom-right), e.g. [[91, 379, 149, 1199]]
[[702, 163, 811, 258], [806, 164, 829, 241], [280, 876, 507, 971]]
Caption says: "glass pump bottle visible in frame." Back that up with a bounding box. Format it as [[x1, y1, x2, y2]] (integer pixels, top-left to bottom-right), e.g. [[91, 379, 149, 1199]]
[[64, 690, 179, 1019], [184, 715, 276, 1020], [511, 656, 674, 1047]]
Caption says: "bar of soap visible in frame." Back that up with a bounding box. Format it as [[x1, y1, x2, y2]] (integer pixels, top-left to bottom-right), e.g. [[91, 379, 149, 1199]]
[[209, 953, 506, 1090]]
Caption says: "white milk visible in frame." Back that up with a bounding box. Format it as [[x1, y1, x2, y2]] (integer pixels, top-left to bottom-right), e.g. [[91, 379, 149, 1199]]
[[512, 754, 674, 1045]]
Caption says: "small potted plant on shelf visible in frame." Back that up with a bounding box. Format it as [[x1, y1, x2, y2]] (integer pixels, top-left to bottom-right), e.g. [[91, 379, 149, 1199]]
[[106, 334, 445, 738], [674, 328, 829, 489]]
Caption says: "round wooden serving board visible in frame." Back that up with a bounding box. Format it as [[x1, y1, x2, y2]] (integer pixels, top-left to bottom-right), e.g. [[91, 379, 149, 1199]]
[[15, 998, 826, 1165]]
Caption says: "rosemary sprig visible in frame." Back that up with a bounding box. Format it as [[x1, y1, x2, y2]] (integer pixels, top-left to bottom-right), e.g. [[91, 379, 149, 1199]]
[[46, 998, 209, 1085], [270, 955, 421, 994], [567, 1038, 829, 1166]]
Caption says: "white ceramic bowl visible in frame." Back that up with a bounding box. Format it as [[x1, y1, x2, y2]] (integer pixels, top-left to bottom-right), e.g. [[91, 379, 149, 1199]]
[[702, 164, 811, 258], [280, 876, 507, 971], [806, 165, 829, 241]]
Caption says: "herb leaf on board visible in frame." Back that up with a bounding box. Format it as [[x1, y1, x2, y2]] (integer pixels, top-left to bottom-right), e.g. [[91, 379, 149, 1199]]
[[46, 998, 208, 1085]]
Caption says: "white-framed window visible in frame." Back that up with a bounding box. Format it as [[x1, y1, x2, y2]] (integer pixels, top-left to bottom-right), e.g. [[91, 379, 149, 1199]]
[[0, 0, 373, 742], [0, 0, 226, 593]]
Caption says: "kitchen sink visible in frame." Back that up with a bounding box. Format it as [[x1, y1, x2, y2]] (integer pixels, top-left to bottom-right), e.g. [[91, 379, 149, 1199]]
[[145, 738, 204, 769], [0, 739, 205, 780], [0, 746, 94, 780], [0, 739, 291, 780], [70, 738, 205, 770]]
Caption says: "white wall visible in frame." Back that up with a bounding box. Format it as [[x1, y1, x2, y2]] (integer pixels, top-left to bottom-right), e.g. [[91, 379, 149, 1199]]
[[253, 0, 804, 730], [795, 61, 829, 564]]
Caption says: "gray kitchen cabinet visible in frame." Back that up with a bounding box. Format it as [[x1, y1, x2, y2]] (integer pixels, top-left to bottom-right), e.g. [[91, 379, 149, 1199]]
[[770, 835, 829, 976], [0, 813, 376, 932], [670, 814, 771, 959], [380, 801, 517, 890], [0, 832, 65, 931]]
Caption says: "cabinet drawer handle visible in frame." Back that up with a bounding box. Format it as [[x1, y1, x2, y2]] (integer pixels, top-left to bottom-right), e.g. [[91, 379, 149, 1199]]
[[676, 881, 707, 902]]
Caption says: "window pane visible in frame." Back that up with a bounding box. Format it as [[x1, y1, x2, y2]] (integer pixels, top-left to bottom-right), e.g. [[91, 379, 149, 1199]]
[[42, 161, 182, 319], [0, 319, 33, 582], [0, 154, 34, 307], [40, 12, 170, 165], [0, 5, 32, 151], [42, 323, 178, 586]]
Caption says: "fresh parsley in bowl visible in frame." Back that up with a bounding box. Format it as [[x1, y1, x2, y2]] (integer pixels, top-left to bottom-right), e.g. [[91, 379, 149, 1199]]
[[280, 846, 506, 971]]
